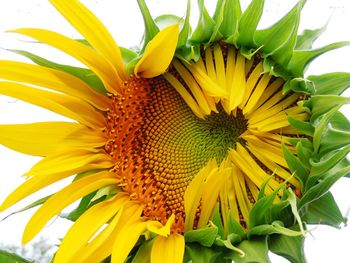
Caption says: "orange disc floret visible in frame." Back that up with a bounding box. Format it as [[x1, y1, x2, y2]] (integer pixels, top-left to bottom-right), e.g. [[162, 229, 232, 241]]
[[104, 76, 203, 232]]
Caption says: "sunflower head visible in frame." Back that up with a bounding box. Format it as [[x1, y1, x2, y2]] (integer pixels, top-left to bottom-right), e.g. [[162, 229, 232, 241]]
[[0, 0, 349, 262]]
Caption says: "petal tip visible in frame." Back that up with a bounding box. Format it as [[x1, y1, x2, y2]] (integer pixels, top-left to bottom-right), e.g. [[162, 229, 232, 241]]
[[134, 23, 180, 78]]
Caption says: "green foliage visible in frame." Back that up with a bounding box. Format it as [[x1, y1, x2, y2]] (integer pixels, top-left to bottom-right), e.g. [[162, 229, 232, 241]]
[[255, 0, 305, 61], [190, 0, 216, 43], [302, 192, 345, 228], [9, 49, 107, 94], [236, 0, 264, 47], [184, 223, 219, 247], [229, 237, 269, 263], [308, 72, 350, 95], [295, 22, 328, 50], [269, 233, 307, 263], [0, 250, 33, 263], [287, 41, 350, 76], [136, 0, 159, 49]]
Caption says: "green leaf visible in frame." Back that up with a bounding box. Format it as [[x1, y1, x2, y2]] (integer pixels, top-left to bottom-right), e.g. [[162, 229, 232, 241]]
[[295, 22, 328, 50], [178, 0, 192, 47], [296, 140, 313, 168], [269, 199, 293, 224], [286, 189, 306, 236], [261, 56, 291, 79], [60, 191, 107, 222], [255, 0, 305, 56], [287, 41, 350, 76], [229, 237, 270, 263], [308, 72, 350, 95], [10, 49, 107, 94], [0, 250, 33, 263], [300, 166, 350, 208], [212, 203, 225, 239], [137, 0, 159, 48], [226, 211, 245, 239], [119, 47, 138, 64], [248, 221, 303, 238], [155, 14, 181, 30], [184, 222, 219, 247], [269, 233, 307, 263], [340, 158, 350, 178], [204, 9, 224, 44], [191, 0, 216, 43], [185, 243, 223, 263], [216, 0, 241, 40], [177, 43, 201, 62], [1, 195, 52, 222], [306, 157, 350, 190], [249, 182, 287, 228], [320, 111, 350, 154], [288, 116, 314, 136], [310, 144, 350, 177], [282, 78, 315, 94], [305, 95, 349, 122], [312, 104, 343, 153], [282, 144, 308, 186], [303, 192, 345, 228], [236, 0, 264, 47], [75, 41, 137, 65], [131, 239, 154, 263]]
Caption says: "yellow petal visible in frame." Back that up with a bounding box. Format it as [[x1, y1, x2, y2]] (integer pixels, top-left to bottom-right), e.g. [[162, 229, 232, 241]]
[[240, 62, 263, 108], [10, 28, 123, 93], [54, 193, 128, 263], [0, 60, 110, 110], [243, 135, 288, 167], [62, 126, 107, 150], [49, 0, 127, 80], [249, 78, 284, 111], [231, 169, 250, 223], [135, 24, 179, 78], [246, 141, 300, 187], [186, 63, 227, 98], [22, 171, 118, 244], [26, 149, 112, 177], [147, 214, 175, 237], [164, 73, 205, 118], [242, 70, 270, 114], [228, 53, 246, 111], [229, 145, 278, 192], [0, 82, 105, 128], [111, 211, 147, 263], [213, 44, 226, 89], [197, 167, 231, 228], [172, 60, 211, 115], [184, 159, 217, 231], [0, 149, 113, 211], [79, 201, 143, 263], [151, 234, 185, 263], [248, 93, 299, 123], [0, 122, 79, 156], [205, 47, 217, 82]]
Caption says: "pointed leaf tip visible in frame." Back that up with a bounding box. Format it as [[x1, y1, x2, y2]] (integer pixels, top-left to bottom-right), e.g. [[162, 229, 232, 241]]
[[135, 23, 179, 78], [137, 0, 160, 48]]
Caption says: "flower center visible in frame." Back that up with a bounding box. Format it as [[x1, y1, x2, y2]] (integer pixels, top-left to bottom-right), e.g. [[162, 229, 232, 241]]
[[199, 106, 248, 163], [104, 42, 306, 233], [104, 74, 248, 232]]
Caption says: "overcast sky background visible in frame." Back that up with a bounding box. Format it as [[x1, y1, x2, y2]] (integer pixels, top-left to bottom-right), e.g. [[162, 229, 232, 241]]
[[0, 0, 349, 262]]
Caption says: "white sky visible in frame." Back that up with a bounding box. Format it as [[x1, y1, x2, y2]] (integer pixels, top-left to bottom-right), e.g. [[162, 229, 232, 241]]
[[0, 0, 349, 262]]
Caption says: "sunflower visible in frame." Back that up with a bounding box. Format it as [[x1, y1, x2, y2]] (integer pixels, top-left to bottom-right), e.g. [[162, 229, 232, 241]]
[[0, 0, 350, 262]]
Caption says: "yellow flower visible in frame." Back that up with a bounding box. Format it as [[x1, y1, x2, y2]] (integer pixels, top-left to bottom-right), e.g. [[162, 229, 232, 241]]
[[0, 0, 182, 262], [1, 0, 350, 262]]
